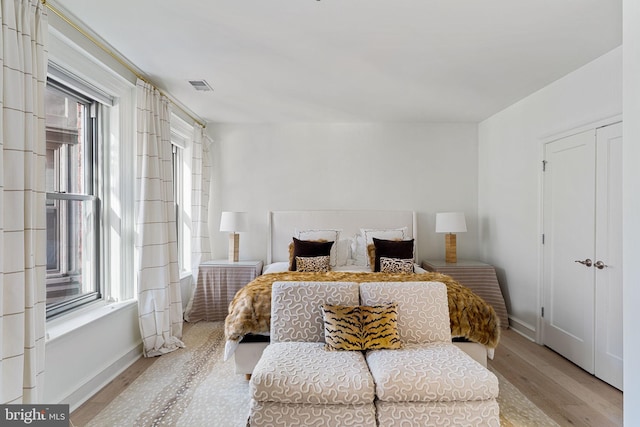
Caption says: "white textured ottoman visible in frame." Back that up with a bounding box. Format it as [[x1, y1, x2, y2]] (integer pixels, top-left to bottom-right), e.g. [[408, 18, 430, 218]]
[[360, 282, 500, 427], [366, 343, 499, 426], [248, 281, 377, 426], [249, 342, 376, 426]]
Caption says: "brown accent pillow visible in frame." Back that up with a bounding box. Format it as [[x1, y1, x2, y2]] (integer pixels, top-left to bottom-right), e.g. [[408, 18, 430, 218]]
[[289, 239, 330, 266], [289, 237, 334, 271], [372, 238, 414, 272]]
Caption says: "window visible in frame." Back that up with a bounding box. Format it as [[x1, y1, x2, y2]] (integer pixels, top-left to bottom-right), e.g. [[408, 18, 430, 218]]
[[45, 28, 138, 325], [172, 142, 184, 269], [45, 79, 101, 317], [171, 113, 193, 276], [44, 44, 198, 322]]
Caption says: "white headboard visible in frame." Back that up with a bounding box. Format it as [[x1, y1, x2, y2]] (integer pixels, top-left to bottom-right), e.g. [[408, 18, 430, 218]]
[[267, 210, 417, 264]]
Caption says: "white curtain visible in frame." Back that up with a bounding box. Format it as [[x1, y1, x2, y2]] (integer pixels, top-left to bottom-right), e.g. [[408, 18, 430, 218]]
[[135, 79, 184, 357], [183, 127, 212, 320], [0, 0, 48, 404], [190, 126, 212, 281]]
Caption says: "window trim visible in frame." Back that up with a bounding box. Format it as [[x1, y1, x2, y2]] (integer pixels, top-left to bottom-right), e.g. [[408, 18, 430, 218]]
[[45, 78, 103, 319], [46, 26, 138, 323], [48, 61, 115, 106]]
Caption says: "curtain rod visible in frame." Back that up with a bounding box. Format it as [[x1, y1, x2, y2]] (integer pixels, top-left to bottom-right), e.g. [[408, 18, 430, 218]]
[[42, 0, 206, 129]]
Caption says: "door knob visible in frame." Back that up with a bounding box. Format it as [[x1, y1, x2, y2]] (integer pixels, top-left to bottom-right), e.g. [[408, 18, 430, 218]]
[[575, 259, 593, 267], [594, 260, 608, 270]]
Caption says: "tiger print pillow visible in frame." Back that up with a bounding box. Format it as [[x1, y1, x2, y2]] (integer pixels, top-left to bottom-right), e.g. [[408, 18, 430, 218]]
[[379, 257, 414, 273], [359, 303, 402, 350], [296, 255, 330, 272], [322, 303, 402, 351]]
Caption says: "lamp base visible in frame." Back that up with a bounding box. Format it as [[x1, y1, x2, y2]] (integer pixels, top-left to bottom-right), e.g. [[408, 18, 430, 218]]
[[444, 233, 457, 264], [228, 233, 239, 262]]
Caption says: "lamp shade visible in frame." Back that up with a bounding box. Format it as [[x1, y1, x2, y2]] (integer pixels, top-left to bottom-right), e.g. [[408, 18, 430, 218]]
[[435, 212, 467, 233], [220, 211, 248, 232]]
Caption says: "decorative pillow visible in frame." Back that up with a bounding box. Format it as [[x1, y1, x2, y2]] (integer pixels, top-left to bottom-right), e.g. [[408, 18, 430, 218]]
[[361, 227, 409, 245], [372, 238, 414, 272], [335, 239, 352, 266], [322, 305, 363, 351], [367, 244, 376, 271], [380, 257, 414, 273], [296, 229, 341, 267], [289, 241, 330, 269], [359, 227, 409, 266], [296, 255, 330, 272], [289, 237, 334, 271], [322, 303, 402, 351], [359, 303, 403, 350], [351, 234, 368, 266]]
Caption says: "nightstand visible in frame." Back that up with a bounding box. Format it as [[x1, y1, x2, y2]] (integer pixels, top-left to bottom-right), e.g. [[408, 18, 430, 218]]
[[422, 259, 509, 329], [185, 260, 263, 322]]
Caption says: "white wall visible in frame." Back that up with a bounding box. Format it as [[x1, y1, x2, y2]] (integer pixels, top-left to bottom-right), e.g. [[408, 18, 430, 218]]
[[623, 1, 640, 422], [478, 46, 622, 337], [206, 123, 479, 263], [44, 303, 141, 406]]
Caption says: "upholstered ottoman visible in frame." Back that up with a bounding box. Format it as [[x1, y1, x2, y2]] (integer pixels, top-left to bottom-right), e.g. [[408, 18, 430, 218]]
[[366, 343, 499, 426], [248, 281, 377, 426], [360, 281, 500, 427], [250, 342, 376, 426]]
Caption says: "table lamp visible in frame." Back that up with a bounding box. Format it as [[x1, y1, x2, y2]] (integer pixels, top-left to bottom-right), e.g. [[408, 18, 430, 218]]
[[220, 211, 248, 262], [435, 212, 467, 263]]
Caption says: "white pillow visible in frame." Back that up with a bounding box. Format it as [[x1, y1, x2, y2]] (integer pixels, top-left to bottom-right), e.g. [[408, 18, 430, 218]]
[[335, 239, 351, 266], [295, 229, 341, 267], [359, 227, 410, 266], [351, 234, 367, 266], [361, 227, 409, 244]]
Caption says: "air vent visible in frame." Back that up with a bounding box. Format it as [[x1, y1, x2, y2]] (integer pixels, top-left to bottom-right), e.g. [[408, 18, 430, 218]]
[[188, 80, 213, 92]]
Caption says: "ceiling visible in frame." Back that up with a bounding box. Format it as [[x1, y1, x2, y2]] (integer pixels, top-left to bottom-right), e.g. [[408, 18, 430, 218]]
[[53, 0, 621, 124]]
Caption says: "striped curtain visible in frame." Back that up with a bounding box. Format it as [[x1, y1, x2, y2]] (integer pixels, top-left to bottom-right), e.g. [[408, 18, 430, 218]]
[[183, 127, 212, 320], [135, 80, 184, 357], [0, 0, 48, 404]]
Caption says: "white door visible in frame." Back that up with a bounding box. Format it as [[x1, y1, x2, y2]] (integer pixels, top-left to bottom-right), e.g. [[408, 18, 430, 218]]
[[542, 122, 623, 390], [543, 129, 596, 374], [594, 122, 623, 390]]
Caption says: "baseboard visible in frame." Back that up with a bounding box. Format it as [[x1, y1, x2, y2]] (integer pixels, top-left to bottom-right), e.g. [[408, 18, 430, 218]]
[[507, 316, 536, 342], [65, 345, 143, 412]]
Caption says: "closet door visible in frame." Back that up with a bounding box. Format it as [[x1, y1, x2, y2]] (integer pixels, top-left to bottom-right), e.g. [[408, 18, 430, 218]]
[[594, 122, 623, 390], [542, 122, 623, 390], [542, 129, 596, 374]]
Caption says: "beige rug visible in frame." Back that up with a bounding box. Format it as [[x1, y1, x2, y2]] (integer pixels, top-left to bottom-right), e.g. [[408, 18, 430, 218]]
[[85, 322, 558, 427]]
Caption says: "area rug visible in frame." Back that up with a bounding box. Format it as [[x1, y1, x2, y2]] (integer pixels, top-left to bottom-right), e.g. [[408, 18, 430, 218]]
[[85, 321, 558, 427]]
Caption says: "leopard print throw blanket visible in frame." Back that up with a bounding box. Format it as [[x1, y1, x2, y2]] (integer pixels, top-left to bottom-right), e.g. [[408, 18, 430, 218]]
[[224, 271, 500, 352]]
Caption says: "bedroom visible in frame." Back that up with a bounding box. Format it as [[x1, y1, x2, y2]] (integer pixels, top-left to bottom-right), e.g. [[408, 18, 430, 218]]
[[1, 0, 638, 425]]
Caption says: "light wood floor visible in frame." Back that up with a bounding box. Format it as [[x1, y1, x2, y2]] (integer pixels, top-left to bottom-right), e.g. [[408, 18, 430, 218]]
[[71, 326, 623, 426], [488, 329, 623, 426]]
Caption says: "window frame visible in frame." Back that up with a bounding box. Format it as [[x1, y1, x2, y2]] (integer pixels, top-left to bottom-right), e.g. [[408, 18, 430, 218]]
[[44, 28, 199, 325], [45, 30, 138, 323], [45, 79, 103, 318], [170, 113, 194, 277]]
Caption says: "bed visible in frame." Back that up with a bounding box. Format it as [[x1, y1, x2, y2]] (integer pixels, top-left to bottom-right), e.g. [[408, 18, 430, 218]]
[[223, 210, 501, 376]]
